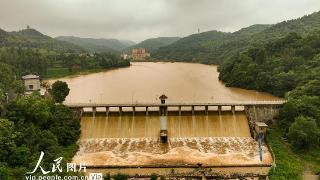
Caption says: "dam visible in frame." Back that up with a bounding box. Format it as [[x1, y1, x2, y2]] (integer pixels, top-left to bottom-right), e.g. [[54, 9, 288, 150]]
[[49, 62, 284, 178], [67, 99, 284, 178]]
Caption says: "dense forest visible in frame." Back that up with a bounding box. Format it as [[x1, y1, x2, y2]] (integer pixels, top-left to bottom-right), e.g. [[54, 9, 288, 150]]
[[0, 61, 82, 178], [0, 94, 81, 178], [0, 47, 130, 79]]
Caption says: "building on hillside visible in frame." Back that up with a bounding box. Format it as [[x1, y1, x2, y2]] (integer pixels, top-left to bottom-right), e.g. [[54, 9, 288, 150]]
[[22, 74, 46, 96], [130, 48, 150, 61]]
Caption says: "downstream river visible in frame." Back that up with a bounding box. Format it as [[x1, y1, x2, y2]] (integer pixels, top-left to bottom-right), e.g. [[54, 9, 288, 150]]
[[49, 62, 280, 103]]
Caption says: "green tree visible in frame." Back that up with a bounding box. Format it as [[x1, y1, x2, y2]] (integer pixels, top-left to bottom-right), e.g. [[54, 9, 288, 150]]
[[49, 104, 80, 145], [50, 81, 70, 103], [288, 116, 320, 150], [0, 63, 24, 105], [0, 119, 16, 162]]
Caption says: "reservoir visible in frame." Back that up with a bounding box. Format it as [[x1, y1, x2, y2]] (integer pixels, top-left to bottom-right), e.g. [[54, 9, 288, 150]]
[[49, 62, 280, 104]]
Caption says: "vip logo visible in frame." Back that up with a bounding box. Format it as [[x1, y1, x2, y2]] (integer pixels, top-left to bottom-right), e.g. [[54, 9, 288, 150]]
[[89, 173, 103, 180]]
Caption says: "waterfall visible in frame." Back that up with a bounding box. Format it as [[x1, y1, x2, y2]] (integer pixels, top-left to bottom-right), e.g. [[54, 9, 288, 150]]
[[232, 109, 237, 137], [80, 111, 251, 139], [192, 114, 196, 136], [206, 114, 209, 137], [218, 109, 224, 137], [118, 115, 122, 138], [103, 114, 108, 138]]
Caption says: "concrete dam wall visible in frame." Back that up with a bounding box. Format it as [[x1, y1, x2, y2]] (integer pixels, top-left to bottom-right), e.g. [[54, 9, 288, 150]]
[[80, 111, 251, 139], [245, 106, 280, 126]]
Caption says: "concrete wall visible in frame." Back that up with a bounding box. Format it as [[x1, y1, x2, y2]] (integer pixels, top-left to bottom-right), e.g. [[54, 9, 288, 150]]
[[24, 79, 41, 91], [245, 105, 280, 127]]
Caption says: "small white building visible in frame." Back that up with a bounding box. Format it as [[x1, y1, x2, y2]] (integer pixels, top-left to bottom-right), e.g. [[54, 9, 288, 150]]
[[120, 53, 128, 60], [22, 74, 45, 96], [22, 74, 41, 91]]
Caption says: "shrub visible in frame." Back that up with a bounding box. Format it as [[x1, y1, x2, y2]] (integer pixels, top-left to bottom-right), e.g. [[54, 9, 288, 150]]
[[288, 116, 320, 150]]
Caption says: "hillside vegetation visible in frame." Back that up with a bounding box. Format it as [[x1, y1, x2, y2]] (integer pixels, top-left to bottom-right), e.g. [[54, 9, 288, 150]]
[[153, 30, 229, 63], [217, 11, 320, 179], [219, 30, 320, 178], [154, 11, 320, 64], [0, 28, 84, 52], [0, 29, 131, 178], [0, 28, 130, 79]]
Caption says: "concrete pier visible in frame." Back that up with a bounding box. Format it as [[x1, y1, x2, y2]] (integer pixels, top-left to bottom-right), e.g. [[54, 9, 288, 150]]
[[159, 94, 168, 143], [231, 105, 235, 114]]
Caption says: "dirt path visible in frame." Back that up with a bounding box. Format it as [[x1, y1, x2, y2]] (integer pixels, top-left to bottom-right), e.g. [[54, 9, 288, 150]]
[[272, 130, 319, 180], [303, 164, 319, 180]]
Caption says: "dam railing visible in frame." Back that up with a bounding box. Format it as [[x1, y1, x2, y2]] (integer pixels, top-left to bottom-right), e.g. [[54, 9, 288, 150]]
[[65, 100, 286, 109], [65, 100, 286, 115]]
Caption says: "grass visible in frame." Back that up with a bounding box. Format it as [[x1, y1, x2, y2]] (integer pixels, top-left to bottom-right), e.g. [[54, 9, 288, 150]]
[[294, 144, 320, 175], [267, 127, 304, 180]]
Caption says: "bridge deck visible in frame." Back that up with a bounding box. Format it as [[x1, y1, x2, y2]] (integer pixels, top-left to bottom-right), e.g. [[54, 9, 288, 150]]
[[65, 100, 286, 108]]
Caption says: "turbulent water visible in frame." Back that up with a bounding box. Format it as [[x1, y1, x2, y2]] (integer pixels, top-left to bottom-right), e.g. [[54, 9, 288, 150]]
[[74, 137, 272, 166]]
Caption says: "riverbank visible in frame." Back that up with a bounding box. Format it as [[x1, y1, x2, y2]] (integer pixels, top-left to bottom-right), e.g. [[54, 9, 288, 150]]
[[45, 61, 219, 79], [45, 64, 131, 79]]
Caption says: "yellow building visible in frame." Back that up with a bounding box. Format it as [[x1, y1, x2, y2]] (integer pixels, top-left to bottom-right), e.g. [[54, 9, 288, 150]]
[[131, 48, 150, 61]]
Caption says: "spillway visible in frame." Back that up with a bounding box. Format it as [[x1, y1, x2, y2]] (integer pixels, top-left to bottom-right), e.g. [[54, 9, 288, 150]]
[[73, 111, 272, 168], [80, 111, 251, 138]]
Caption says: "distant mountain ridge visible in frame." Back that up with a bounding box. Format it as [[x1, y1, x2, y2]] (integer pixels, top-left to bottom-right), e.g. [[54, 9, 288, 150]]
[[0, 28, 85, 52], [153, 25, 271, 63], [10, 28, 50, 39], [153, 11, 320, 64], [0, 28, 8, 36], [56, 36, 136, 53], [127, 37, 181, 52]]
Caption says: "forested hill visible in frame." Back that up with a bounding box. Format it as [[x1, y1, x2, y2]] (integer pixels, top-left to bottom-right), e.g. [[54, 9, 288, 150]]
[[218, 30, 320, 177], [152, 26, 268, 63], [252, 11, 320, 42], [127, 37, 180, 52], [0, 28, 131, 79], [153, 11, 320, 64], [151, 30, 228, 62], [10, 28, 51, 39], [56, 36, 136, 53], [0, 28, 84, 52]]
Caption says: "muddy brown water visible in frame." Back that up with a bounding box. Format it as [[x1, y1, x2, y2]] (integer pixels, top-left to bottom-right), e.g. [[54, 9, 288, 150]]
[[48, 62, 280, 104]]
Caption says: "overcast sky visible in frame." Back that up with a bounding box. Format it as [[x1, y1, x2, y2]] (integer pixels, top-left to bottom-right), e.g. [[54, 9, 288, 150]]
[[0, 0, 320, 42]]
